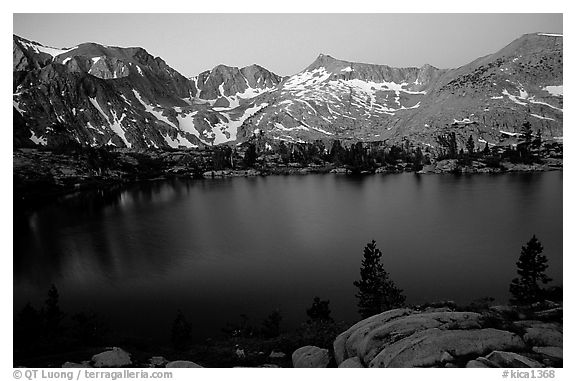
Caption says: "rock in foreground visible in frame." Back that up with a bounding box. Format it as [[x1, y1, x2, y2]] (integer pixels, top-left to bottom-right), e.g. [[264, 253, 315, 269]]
[[333, 306, 562, 368], [92, 347, 132, 368], [292, 346, 331, 368], [165, 360, 203, 368]]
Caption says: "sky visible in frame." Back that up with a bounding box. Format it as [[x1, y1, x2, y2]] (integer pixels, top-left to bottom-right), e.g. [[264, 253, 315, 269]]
[[13, 13, 562, 78]]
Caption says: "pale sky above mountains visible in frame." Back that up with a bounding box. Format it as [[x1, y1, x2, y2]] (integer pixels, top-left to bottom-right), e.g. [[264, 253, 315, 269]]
[[13, 13, 562, 78]]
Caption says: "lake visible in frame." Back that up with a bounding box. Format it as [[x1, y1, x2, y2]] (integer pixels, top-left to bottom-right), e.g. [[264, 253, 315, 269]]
[[13, 171, 563, 343]]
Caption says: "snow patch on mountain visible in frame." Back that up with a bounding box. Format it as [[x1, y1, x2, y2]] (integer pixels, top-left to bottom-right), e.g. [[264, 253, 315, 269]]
[[89, 97, 109, 123], [88, 97, 132, 147], [86, 122, 104, 134], [453, 118, 474, 124], [175, 112, 209, 145], [283, 67, 332, 90], [309, 125, 334, 135], [502, 89, 528, 106], [29, 130, 47, 145], [19, 39, 76, 57], [531, 113, 555, 121], [274, 123, 309, 132], [108, 110, 132, 148], [529, 99, 562, 112], [544, 85, 563, 97], [538, 33, 563, 37], [296, 99, 317, 114], [273, 135, 305, 143], [13, 100, 25, 115], [213, 85, 274, 111], [500, 130, 522, 136], [132, 90, 178, 128], [500, 85, 563, 112], [163, 132, 197, 148], [341, 78, 426, 95], [214, 103, 269, 144]]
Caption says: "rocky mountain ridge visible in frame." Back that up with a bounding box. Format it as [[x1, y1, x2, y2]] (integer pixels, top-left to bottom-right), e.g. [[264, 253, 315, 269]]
[[13, 33, 563, 150]]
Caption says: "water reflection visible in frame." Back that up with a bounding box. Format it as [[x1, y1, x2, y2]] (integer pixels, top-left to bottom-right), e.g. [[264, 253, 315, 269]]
[[13, 172, 563, 341]]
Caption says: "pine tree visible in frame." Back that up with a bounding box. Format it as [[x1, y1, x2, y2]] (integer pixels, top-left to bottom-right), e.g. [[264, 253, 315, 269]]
[[466, 135, 475, 155], [353, 240, 405, 318], [510, 235, 552, 305], [243, 143, 257, 167], [521, 121, 533, 145], [171, 309, 192, 350], [413, 147, 424, 171], [330, 140, 346, 164], [532, 129, 543, 157], [44, 284, 63, 335]]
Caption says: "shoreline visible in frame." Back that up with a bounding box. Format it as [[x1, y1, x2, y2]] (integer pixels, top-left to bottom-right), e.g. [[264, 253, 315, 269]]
[[13, 148, 562, 209]]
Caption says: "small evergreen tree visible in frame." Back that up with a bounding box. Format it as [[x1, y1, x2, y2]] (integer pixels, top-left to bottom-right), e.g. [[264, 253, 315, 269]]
[[466, 135, 475, 155], [44, 284, 64, 335], [510, 235, 552, 305], [171, 309, 192, 350], [278, 141, 291, 164], [413, 147, 424, 171], [532, 129, 543, 157], [306, 297, 333, 323], [329, 140, 346, 164], [436, 132, 458, 159], [243, 143, 257, 167], [353, 240, 405, 318], [521, 121, 533, 145]]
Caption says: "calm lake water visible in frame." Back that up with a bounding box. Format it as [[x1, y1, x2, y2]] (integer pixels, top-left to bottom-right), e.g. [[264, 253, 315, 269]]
[[14, 172, 563, 343]]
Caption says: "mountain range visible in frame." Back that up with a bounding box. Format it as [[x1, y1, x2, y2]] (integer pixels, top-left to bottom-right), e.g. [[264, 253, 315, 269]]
[[13, 33, 563, 150]]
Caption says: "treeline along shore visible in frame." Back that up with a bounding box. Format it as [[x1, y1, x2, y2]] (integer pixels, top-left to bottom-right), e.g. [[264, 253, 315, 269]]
[[14, 123, 562, 207]]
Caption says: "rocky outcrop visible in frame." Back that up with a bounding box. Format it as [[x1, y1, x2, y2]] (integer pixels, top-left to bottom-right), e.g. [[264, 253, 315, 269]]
[[533, 346, 562, 360], [333, 308, 411, 364], [485, 351, 543, 368], [193, 64, 282, 100], [292, 346, 331, 368], [165, 360, 203, 368], [149, 356, 169, 367], [518, 322, 563, 347], [370, 327, 524, 368], [62, 361, 91, 368], [338, 357, 363, 368], [91, 347, 132, 367], [269, 351, 286, 359], [333, 306, 562, 368]]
